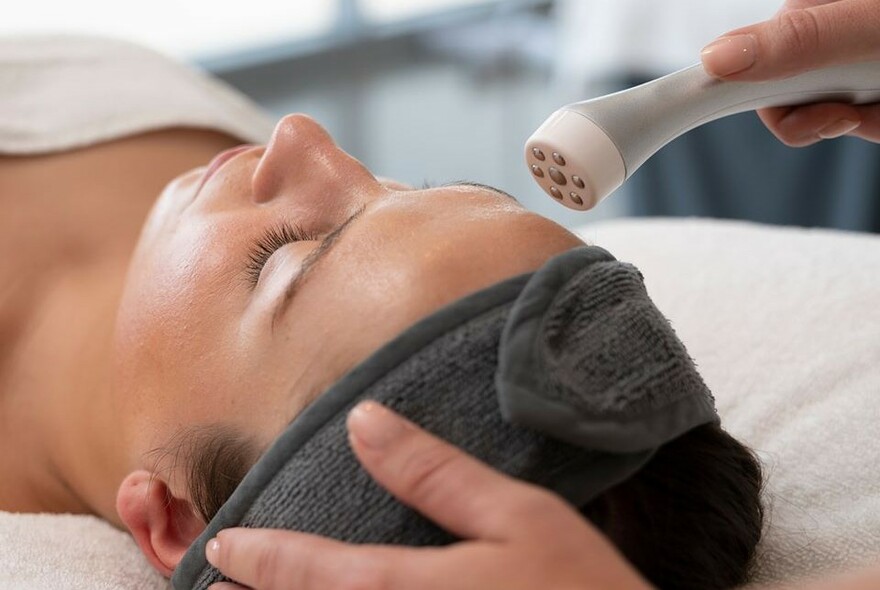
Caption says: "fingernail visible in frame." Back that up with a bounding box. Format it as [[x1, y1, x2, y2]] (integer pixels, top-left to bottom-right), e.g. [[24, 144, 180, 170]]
[[818, 119, 860, 139], [348, 401, 407, 449], [701, 34, 758, 77], [205, 537, 220, 562]]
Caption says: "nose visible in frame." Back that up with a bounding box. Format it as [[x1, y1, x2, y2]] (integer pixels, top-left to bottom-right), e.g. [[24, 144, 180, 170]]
[[251, 114, 378, 217]]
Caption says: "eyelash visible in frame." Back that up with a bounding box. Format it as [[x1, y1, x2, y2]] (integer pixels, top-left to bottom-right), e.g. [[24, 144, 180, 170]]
[[245, 221, 317, 286]]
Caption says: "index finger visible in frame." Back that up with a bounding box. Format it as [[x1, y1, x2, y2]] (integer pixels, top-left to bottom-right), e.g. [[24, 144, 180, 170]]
[[346, 401, 573, 541], [206, 527, 456, 590]]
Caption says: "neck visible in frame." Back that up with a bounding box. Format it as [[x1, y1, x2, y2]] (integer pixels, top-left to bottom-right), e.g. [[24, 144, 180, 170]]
[[0, 256, 131, 527], [0, 128, 244, 525]]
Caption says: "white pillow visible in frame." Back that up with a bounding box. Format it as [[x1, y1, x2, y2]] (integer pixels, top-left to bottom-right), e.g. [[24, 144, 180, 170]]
[[578, 217, 880, 587]]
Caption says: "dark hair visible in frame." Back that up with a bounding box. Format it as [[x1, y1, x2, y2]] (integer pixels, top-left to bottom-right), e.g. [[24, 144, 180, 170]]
[[177, 421, 762, 590], [149, 425, 261, 524], [579, 422, 765, 590], [184, 427, 261, 522]]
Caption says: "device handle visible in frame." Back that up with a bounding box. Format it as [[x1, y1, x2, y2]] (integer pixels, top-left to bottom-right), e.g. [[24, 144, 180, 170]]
[[568, 60, 880, 176]]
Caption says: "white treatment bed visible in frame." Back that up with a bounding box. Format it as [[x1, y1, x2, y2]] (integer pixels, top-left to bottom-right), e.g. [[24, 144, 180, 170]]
[[3, 217, 879, 589]]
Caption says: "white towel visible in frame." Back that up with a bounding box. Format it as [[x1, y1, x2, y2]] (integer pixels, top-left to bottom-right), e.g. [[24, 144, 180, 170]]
[[0, 34, 275, 155], [578, 218, 880, 586], [0, 511, 168, 590]]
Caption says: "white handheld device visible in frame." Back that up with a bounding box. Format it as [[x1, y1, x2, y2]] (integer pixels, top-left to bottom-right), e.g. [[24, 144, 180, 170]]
[[525, 61, 880, 211]]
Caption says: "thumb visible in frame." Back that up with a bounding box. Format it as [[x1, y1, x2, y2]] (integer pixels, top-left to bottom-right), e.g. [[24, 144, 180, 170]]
[[345, 401, 570, 541], [701, 0, 880, 80]]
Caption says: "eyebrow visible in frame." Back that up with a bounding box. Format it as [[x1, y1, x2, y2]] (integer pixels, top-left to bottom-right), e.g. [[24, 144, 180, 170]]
[[271, 203, 366, 331], [270, 181, 518, 330], [441, 180, 520, 203]]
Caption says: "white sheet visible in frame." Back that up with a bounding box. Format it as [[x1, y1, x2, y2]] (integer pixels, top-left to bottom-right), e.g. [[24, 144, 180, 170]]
[[2, 217, 878, 588], [577, 218, 880, 586]]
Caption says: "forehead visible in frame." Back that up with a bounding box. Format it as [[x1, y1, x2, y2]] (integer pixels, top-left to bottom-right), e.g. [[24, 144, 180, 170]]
[[333, 187, 528, 266], [284, 188, 558, 327]]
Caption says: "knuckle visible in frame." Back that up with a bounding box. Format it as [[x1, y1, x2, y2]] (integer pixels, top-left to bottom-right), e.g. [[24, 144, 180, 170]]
[[777, 134, 803, 147], [777, 131, 816, 148], [336, 558, 389, 590], [278, 112, 315, 126], [253, 544, 285, 590], [293, 543, 328, 590], [397, 440, 458, 506], [485, 486, 568, 534], [776, 9, 822, 55]]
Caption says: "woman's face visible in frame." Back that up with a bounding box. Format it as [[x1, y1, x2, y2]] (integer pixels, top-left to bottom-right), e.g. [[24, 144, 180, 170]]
[[113, 114, 583, 462]]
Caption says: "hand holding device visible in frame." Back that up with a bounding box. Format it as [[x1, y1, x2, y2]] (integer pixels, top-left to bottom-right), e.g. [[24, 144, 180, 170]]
[[702, 0, 880, 146]]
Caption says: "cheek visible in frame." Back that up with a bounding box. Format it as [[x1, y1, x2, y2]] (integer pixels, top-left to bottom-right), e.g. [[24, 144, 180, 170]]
[[121, 222, 232, 346], [113, 219, 252, 429]]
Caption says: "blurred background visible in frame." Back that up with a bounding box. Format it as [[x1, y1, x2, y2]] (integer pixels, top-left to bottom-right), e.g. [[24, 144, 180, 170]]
[[6, 0, 878, 231]]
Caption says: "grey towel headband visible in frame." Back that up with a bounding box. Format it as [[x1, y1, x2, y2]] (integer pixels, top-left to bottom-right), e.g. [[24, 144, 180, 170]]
[[174, 245, 718, 589]]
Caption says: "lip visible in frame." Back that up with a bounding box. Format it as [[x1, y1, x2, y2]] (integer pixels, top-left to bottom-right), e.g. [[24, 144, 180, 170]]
[[194, 144, 255, 196]]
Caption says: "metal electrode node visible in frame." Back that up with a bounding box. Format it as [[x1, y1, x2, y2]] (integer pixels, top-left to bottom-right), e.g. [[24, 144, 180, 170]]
[[525, 108, 624, 211]]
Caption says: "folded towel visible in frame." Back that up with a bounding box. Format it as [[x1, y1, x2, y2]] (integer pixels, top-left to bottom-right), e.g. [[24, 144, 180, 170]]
[[0, 34, 274, 155], [0, 511, 168, 590]]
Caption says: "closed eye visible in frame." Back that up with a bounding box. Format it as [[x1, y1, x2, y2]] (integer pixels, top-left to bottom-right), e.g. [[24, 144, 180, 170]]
[[245, 221, 318, 287]]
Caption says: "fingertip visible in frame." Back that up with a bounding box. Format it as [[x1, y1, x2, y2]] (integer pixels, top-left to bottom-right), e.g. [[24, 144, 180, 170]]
[[347, 401, 412, 450], [346, 400, 381, 432], [205, 536, 221, 565], [206, 529, 249, 568], [701, 34, 758, 78], [817, 118, 861, 140], [772, 127, 822, 148]]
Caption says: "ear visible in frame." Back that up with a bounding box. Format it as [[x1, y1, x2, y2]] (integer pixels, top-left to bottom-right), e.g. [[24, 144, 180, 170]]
[[116, 470, 206, 577]]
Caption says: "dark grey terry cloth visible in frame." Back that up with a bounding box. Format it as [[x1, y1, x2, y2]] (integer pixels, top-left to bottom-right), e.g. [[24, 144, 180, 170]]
[[173, 246, 718, 590]]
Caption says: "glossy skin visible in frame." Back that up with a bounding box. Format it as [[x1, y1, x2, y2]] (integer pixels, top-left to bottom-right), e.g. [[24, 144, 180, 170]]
[[114, 114, 582, 461], [111, 114, 584, 573]]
